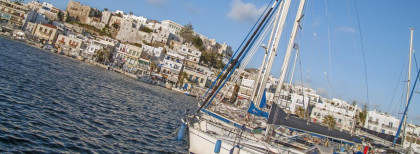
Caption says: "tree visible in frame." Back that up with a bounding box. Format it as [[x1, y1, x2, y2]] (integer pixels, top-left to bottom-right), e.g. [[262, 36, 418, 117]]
[[95, 47, 110, 63], [104, 8, 109, 11], [192, 36, 203, 49], [322, 115, 336, 130], [180, 23, 194, 43], [177, 72, 188, 88], [57, 12, 63, 21], [357, 104, 368, 127], [295, 107, 305, 118], [140, 26, 153, 33]]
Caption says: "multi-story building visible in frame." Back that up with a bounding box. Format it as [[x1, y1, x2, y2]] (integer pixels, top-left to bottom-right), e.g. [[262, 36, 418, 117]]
[[363, 110, 400, 136], [33, 23, 59, 44], [141, 44, 164, 61], [182, 61, 208, 88], [95, 36, 119, 47], [310, 98, 357, 132], [161, 20, 183, 35], [56, 34, 85, 56], [101, 11, 112, 25], [0, 0, 29, 27], [160, 51, 185, 83], [65, 0, 100, 24], [82, 39, 110, 61], [27, 1, 62, 21], [56, 34, 84, 48], [114, 43, 142, 72], [238, 78, 255, 101], [115, 19, 147, 44], [176, 44, 201, 63], [404, 123, 420, 152]]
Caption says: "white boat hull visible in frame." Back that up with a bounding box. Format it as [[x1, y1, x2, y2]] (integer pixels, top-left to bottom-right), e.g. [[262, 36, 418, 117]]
[[189, 127, 237, 154]]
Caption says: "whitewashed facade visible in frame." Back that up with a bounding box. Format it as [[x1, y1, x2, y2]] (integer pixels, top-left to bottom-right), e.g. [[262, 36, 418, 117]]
[[363, 110, 400, 136]]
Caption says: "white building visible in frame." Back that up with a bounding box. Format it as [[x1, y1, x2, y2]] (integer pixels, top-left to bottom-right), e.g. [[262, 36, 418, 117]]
[[177, 44, 201, 63], [238, 78, 255, 101], [56, 34, 85, 56], [82, 39, 109, 60], [27, 1, 61, 21], [310, 98, 357, 132], [141, 44, 164, 61], [404, 123, 420, 153], [161, 20, 183, 35], [363, 110, 400, 136], [160, 52, 185, 83]]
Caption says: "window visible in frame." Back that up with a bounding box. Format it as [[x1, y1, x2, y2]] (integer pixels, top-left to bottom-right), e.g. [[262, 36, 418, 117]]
[[200, 78, 204, 83], [338, 119, 342, 124], [389, 122, 393, 128], [39, 27, 43, 31]]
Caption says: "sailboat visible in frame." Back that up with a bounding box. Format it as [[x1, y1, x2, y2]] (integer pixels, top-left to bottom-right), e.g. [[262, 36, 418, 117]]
[[177, 0, 364, 153]]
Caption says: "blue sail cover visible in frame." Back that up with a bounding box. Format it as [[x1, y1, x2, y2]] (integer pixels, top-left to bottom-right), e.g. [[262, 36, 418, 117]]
[[259, 90, 267, 108], [247, 101, 269, 118]]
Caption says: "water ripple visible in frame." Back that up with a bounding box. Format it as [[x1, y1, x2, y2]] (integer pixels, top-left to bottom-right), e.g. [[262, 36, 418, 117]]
[[0, 37, 196, 153]]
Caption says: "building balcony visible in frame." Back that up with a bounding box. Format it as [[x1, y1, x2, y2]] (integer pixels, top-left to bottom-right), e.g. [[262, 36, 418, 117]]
[[381, 124, 397, 130], [368, 120, 379, 125]]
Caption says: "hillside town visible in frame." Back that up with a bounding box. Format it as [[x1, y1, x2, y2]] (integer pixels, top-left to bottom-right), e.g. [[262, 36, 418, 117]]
[[0, 0, 419, 152]]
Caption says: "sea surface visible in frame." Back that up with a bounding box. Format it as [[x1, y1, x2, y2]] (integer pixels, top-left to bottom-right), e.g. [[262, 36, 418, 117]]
[[0, 37, 197, 153]]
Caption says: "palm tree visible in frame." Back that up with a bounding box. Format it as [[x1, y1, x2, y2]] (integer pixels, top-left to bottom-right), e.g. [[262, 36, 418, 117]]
[[295, 107, 305, 119], [357, 104, 368, 127], [177, 72, 188, 88], [322, 115, 336, 130]]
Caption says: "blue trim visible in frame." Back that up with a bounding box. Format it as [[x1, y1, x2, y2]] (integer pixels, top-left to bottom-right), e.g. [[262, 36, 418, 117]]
[[247, 101, 269, 118]]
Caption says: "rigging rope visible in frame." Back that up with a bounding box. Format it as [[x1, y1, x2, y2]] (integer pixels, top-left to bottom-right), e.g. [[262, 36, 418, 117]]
[[324, 0, 333, 98], [203, 1, 281, 109], [387, 61, 407, 114], [353, 0, 370, 109], [202, 0, 276, 99]]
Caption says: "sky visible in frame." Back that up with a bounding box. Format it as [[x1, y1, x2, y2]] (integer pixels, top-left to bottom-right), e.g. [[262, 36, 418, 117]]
[[32, 0, 420, 125]]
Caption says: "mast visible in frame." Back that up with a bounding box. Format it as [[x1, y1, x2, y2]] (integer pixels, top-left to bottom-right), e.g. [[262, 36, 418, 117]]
[[195, 0, 280, 113], [274, 0, 306, 102], [254, 0, 293, 108], [250, 0, 284, 103], [264, 0, 306, 138], [402, 28, 414, 145]]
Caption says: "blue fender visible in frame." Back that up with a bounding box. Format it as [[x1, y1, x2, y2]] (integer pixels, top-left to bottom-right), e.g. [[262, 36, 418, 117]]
[[177, 123, 187, 141], [214, 140, 222, 153]]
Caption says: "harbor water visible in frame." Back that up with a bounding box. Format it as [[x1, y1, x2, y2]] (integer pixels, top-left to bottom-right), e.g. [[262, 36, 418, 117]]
[[0, 37, 196, 153]]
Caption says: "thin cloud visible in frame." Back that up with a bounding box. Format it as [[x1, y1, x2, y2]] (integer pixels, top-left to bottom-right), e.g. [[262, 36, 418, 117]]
[[336, 26, 357, 33], [227, 0, 265, 23], [146, 0, 166, 7]]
